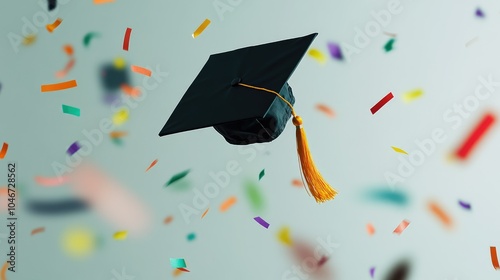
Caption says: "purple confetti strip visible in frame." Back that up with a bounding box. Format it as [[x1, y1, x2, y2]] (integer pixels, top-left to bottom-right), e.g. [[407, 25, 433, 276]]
[[253, 216, 269, 229], [458, 200, 471, 210], [67, 141, 81, 156], [475, 8, 484, 17], [327, 42, 343, 60], [370, 267, 375, 278]]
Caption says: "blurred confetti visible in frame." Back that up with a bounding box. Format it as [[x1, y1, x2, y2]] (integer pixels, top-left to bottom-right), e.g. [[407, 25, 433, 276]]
[[164, 215, 174, 224], [384, 38, 395, 52], [220, 196, 237, 212], [365, 188, 409, 206], [490, 247, 500, 269], [244, 180, 264, 212], [308, 49, 327, 64], [370, 92, 394, 114], [0, 143, 8, 159], [316, 104, 335, 118], [131, 65, 152, 77], [458, 200, 471, 210], [186, 233, 196, 241], [201, 208, 209, 219], [110, 131, 128, 139], [327, 42, 343, 60], [61, 227, 96, 257], [391, 146, 408, 155], [83, 32, 100, 47], [41, 80, 77, 92], [22, 34, 36, 45], [253, 216, 270, 228], [27, 199, 88, 215], [370, 267, 375, 278], [401, 89, 423, 103], [393, 220, 410, 235], [66, 141, 81, 156], [454, 112, 496, 160], [384, 260, 410, 280], [428, 201, 453, 228], [366, 223, 375, 236], [258, 169, 265, 180], [94, 0, 115, 4], [34, 175, 68, 186], [1, 262, 6, 280], [192, 19, 211, 38], [62, 104, 80, 117], [170, 258, 187, 268], [291, 179, 303, 187], [113, 231, 127, 240], [31, 227, 45, 236], [46, 18, 62, 33], [48, 0, 56, 10], [145, 159, 158, 172], [465, 36, 479, 47], [112, 109, 129, 126], [277, 226, 292, 246], [123, 27, 132, 51], [165, 169, 190, 187], [121, 84, 141, 97], [476, 7, 485, 18], [101, 60, 130, 93]]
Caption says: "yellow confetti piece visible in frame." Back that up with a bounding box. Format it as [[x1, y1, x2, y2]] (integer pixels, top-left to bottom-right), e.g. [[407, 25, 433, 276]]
[[391, 146, 408, 155], [113, 231, 127, 240], [62, 227, 95, 257], [22, 34, 37, 45], [112, 109, 129, 126], [308, 49, 326, 64], [113, 57, 126, 69], [192, 19, 211, 38], [402, 89, 423, 103], [277, 226, 292, 246]]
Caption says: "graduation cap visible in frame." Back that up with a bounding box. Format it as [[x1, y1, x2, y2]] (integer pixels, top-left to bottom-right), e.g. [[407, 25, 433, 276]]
[[159, 33, 337, 203]]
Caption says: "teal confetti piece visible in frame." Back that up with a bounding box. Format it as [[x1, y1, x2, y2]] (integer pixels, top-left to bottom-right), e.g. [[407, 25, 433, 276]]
[[62, 104, 80, 117], [186, 232, 196, 241], [83, 32, 100, 47], [111, 137, 124, 146], [245, 180, 264, 212], [165, 169, 190, 186], [384, 38, 395, 52], [258, 169, 265, 180], [170, 258, 186, 268]]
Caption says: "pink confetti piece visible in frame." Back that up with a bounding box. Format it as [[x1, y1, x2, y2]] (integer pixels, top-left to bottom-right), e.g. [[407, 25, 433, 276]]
[[393, 219, 410, 235], [34, 175, 69, 187]]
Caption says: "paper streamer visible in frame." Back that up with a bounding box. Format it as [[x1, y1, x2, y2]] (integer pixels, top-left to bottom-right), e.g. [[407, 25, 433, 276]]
[[123, 27, 132, 51], [62, 104, 80, 117], [131, 65, 151, 77], [370, 92, 394, 114], [192, 19, 211, 38], [46, 18, 62, 32], [0, 143, 8, 159], [220, 196, 237, 212], [455, 112, 496, 160], [308, 49, 327, 64], [254, 216, 270, 228], [41, 80, 77, 92], [393, 219, 410, 235]]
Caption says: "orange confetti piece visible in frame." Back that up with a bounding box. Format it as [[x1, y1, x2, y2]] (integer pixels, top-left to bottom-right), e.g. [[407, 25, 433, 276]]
[[219, 196, 237, 212], [145, 159, 158, 172], [93, 0, 114, 4], [1, 261, 7, 280], [316, 104, 334, 118], [55, 58, 75, 78], [428, 201, 453, 228], [172, 268, 183, 277], [491, 246, 500, 270], [291, 179, 304, 187], [131, 65, 152, 77], [22, 34, 36, 45], [109, 131, 128, 139], [46, 18, 62, 33], [192, 19, 211, 38], [201, 208, 209, 219], [41, 80, 77, 92], [177, 268, 190, 272], [393, 219, 410, 235], [63, 44, 74, 56], [121, 84, 141, 97], [0, 143, 8, 159], [34, 175, 69, 186], [164, 215, 174, 224], [366, 223, 375, 236], [31, 227, 45, 236]]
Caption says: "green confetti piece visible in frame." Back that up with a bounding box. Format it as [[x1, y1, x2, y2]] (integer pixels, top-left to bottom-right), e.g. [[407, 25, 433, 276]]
[[259, 169, 265, 180], [245, 180, 265, 213], [111, 137, 124, 146], [384, 38, 395, 52], [83, 32, 100, 47], [170, 258, 186, 268], [165, 169, 190, 187], [62, 104, 80, 117], [186, 232, 196, 241]]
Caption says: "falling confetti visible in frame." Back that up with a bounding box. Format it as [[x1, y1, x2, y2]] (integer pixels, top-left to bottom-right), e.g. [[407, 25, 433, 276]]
[[370, 267, 375, 278], [291, 179, 303, 187], [317, 256, 329, 267], [131, 65, 152, 77], [164, 215, 173, 224], [259, 169, 265, 180], [46, 18, 62, 32], [327, 42, 343, 60], [121, 84, 140, 97], [385, 260, 410, 280], [27, 199, 88, 215], [192, 19, 211, 38], [109, 131, 128, 139], [66, 141, 81, 156], [402, 89, 423, 103], [83, 32, 100, 47], [165, 169, 190, 186], [177, 268, 190, 272], [31, 227, 45, 236], [476, 8, 485, 18], [220, 196, 237, 212], [277, 226, 292, 246], [315, 104, 335, 118], [0, 143, 8, 159], [93, 0, 114, 3], [56, 58, 75, 78], [201, 208, 209, 219], [384, 32, 397, 37], [112, 109, 129, 126], [370, 92, 394, 114], [366, 223, 375, 236], [366, 188, 409, 206], [391, 146, 408, 155], [62, 104, 80, 117], [454, 112, 496, 160], [465, 36, 479, 47], [41, 80, 77, 92], [458, 200, 471, 210], [113, 231, 127, 240], [491, 246, 500, 270], [145, 159, 158, 172], [245, 180, 264, 212], [393, 219, 410, 235], [308, 49, 327, 64], [22, 34, 37, 45], [34, 175, 68, 186], [123, 27, 132, 51], [253, 216, 270, 228], [428, 201, 453, 228], [186, 233, 196, 241], [1, 262, 7, 280], [384, 38, 395, 52], [170, 258, 187, 269], [62, 227, 96, 257]]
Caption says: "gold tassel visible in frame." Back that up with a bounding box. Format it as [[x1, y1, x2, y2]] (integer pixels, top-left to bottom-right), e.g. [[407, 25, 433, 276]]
[[293, 115, 337, 203]]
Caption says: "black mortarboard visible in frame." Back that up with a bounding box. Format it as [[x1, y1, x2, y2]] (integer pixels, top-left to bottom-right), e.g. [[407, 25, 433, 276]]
[[48, 0, 57, 11], [159, 33, 337, 203]]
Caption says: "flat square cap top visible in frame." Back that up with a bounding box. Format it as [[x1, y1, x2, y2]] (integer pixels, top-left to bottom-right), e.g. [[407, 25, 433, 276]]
[[159, 33, 318, 137]]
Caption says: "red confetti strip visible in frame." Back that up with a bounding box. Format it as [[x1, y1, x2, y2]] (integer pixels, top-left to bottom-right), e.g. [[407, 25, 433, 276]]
[[370, 92, 394, 114], [491, 246, 500, 270], [0, 142, 8, 159], [145, 159, 158, 172], [41, 80, 77, 92], [123, 27, 132, 51], [31, 227, 45, 236], [393, 219, 410, 235], [177, 268, 190, 272], [455, 112, 496, 160], [163, 215, 173, 224]]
